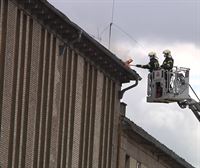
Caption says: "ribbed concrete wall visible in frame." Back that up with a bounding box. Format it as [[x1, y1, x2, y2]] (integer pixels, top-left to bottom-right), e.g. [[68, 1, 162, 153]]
[[0, 1, 120, 167]]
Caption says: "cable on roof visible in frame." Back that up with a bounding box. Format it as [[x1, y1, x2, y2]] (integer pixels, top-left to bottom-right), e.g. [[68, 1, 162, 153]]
[[99, 0, 147, 54], [112, 23, 146, 51]]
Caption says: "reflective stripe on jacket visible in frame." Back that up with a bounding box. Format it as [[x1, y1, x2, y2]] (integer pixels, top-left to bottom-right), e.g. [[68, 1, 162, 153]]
[[141, 58, 159, 72], [161, 57, 174, 70]]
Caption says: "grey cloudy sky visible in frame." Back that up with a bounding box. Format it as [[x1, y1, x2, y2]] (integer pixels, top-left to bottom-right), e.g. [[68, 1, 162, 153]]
[[49, 0, 200, 44], [48, 0, 200, 167]]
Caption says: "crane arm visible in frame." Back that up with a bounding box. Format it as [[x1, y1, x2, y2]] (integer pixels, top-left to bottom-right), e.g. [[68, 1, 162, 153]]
[[188, 101, 200, 122], [188, 84, 200, 122], [178, 99, 200, 122]]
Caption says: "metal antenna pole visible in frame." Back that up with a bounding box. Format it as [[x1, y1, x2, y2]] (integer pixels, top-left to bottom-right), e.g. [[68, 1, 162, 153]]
[[108, 0, 115, 50], [108, 22, 112, 49]]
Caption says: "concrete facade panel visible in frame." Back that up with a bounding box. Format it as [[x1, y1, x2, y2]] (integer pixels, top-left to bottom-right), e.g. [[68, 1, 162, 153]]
[[25, 20, 41, 168], [49, 38, 63, 168], [92, 71, 104, 168], [0, 1, 16, 166], [71, 54, 84, 168]]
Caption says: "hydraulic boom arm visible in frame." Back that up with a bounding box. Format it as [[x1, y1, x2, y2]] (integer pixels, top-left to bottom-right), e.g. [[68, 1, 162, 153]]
[[188, 84, 200, 122], [178, 99, 200, 122], [189, 102, 200, 122]]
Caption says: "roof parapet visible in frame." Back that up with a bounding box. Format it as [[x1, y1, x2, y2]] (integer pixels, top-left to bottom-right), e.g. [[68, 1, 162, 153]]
[[16, 0, 141, 83]]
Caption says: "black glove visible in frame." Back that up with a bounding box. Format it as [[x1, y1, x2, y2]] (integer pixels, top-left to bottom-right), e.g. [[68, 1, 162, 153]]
[[136, 64, 142, 67]]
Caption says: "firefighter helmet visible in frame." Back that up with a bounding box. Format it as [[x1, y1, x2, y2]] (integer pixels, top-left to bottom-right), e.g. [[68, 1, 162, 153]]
[[163, 49, 171, 57], [148, 52, 156, 58]]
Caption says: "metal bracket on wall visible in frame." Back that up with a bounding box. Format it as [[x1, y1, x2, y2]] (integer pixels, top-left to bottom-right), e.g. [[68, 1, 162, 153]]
[[70, 30, 83, 45]]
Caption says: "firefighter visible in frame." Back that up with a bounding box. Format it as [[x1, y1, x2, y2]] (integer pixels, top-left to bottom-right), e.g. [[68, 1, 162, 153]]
[[135, 52, 159, 72], [161, 49, 174, 71], [136, 52, 160, 97], [161, 49, 174, 91]]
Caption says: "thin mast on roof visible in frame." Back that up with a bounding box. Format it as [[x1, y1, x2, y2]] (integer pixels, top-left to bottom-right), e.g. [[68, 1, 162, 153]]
[[109, 0, 115, 49]]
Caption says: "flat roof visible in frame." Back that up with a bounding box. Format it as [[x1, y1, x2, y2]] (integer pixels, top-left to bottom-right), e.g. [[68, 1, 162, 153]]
[[15, 0, 141, 83], [122, 117, 195, 168]]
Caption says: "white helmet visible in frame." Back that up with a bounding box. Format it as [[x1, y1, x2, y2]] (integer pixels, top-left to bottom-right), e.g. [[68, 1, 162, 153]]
[[148, 51, 156, 58], [163, 49, 171, 57]]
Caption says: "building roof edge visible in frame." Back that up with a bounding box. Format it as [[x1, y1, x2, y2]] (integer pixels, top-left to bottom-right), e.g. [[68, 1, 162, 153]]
[[122, 117, 195, 168], [16, 0, 141, 83]]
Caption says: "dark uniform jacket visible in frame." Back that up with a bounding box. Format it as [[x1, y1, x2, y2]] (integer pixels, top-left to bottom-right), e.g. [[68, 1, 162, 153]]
[[141, 58, 159, 72], [161, 57, 174, 71]]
